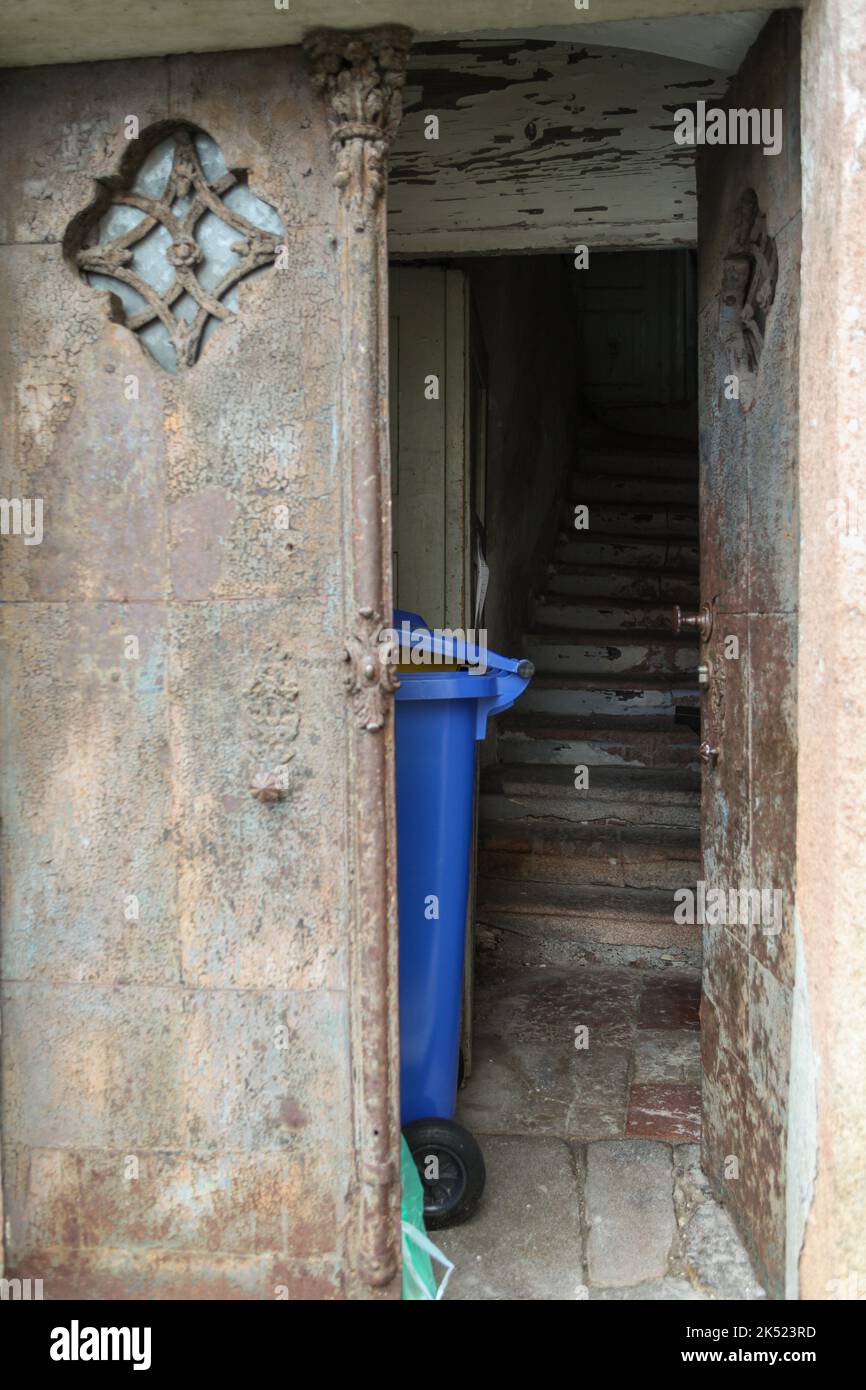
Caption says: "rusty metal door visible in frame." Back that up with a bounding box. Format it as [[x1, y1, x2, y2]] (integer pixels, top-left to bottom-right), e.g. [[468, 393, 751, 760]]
[[693, 11, 801, 1299], [0, 27, 413, 1302]]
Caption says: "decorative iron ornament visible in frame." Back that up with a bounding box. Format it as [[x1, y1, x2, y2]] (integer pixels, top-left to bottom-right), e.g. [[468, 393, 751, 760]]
[[304, 26, 412, 231], [344, 610, 399, 733], [719, 188, 778, 412], [75, 127, 283, 371]]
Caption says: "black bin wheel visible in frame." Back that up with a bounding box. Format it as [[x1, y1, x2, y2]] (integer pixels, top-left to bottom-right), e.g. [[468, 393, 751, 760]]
[[403, 1117, 486, 1230]]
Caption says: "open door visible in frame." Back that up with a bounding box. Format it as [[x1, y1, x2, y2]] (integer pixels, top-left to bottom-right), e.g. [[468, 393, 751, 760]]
[[388, 264, 488, 1081], [389, 266, 471, 628], [695, 12, 800, 1299]]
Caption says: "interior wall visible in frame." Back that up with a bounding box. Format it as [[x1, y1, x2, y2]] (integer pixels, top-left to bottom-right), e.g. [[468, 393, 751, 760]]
[[695, 9, 801, 1300], [460, 255, 579, 660], [572, 249, 698, 443]]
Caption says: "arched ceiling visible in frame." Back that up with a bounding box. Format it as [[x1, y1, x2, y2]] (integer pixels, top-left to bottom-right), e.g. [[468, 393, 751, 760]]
[[0, 3, 786, 69]]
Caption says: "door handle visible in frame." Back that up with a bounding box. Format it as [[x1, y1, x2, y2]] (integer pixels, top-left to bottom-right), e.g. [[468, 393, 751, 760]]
[[699, 740, 719, 768], [673, 603, 713, 640]]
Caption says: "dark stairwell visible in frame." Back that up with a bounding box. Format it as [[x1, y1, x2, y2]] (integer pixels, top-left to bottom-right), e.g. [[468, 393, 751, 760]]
[[439, 433, 713, 1301], [476, 438, 702, 968]]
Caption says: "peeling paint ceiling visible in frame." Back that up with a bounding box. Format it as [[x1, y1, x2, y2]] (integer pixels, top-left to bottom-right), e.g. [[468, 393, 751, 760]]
[[388, 36, 746, 256]]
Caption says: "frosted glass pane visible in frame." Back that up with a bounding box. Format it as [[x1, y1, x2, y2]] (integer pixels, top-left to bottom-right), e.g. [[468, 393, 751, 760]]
[[139, 320, 176, 372], [223, 183, 284, 236], [98, 204, 146, 242], [195, 209, 242, 292], [173, 291, 198, 323], [132, 139, 173, 199], [194, 132, 228, 183], [87, 271, 147, 319], [130, 223, 173, 295]]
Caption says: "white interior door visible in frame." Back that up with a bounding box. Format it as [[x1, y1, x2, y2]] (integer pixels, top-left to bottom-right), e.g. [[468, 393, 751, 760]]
[[389, 265, 468, 629], [389, 263, 490, 1084]]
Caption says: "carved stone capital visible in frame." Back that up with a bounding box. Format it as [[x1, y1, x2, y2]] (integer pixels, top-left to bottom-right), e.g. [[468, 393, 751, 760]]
[[304, 26, 412, 231]]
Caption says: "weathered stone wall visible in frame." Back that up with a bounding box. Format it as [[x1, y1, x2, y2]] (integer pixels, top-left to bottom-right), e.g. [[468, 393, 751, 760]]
[[0, 47, 361, 1298], [696, 10, 801, 1299], [461, 255, 579, 660]]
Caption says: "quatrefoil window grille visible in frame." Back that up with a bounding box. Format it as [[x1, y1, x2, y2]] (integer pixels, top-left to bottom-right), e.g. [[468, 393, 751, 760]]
[[73, 126, 284, 372]]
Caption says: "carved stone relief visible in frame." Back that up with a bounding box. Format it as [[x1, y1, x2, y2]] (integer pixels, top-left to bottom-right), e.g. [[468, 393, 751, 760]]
[[719, 188, 778, 412], [245, 642, 301, 804]]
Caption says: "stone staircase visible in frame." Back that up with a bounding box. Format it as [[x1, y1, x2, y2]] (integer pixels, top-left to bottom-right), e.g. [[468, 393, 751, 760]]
[[477, 444, 702, 967]]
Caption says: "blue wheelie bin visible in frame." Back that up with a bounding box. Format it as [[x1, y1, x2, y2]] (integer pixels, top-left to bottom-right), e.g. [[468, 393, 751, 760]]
[[394, 610, 533, 1228]]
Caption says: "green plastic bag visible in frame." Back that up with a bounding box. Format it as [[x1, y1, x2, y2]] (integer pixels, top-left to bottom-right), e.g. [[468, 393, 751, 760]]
[[401, 1137, 454, 1300]]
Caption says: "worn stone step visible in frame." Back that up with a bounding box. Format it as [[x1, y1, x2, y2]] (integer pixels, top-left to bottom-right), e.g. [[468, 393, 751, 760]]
[[546, 564, 700, 605], [482, 762, 701, 803], [480, 763, 701, 828], [498, 711, 687, 733], [480, 848, 695, 892], [518, 674, 700, 718], [477, 921, 701, 971], [569, 471, 698, 506], [524, 630, 698, 679], [497, 715, 700, 769], [555, 534, 700, 570], [479, 819, 700, 889], [530, 595, 681, 633], [479, 877, 676, 917], [476, 878, 699, 950], [576, 448, 698, 480], [560, 502, 698, 537]]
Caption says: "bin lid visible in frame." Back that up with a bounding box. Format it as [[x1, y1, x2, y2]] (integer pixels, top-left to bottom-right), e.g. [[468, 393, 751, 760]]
[[391, 610, 533, 739]]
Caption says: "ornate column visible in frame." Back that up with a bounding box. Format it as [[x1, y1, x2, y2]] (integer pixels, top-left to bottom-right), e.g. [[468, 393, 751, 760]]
[[304, 26, 412, 1291]]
